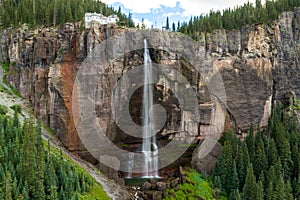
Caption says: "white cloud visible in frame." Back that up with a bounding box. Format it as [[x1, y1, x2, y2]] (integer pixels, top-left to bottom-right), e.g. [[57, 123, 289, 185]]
[[162, 12, 181, 17], [179, 0, 266, 16], [102, 0, 267, 28], [102, 0, 266, 15], [102, 0, 178, 13], [132, 18, 153, 28]]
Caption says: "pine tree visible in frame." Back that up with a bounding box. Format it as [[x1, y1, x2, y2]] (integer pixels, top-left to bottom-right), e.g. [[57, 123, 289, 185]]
[[59, 187, 66, 200], [254, 138, 268, 177], [32, 0, 36, 27], [46, 159, 58, 200], [267, 166, 276, 186], [295, 175, 300, 199], [20, 120, 37, 193], [231, 160, 239, 192], [65, 0, 73, 22], [12, 177, 18, 200], [272, 176, 285, 200], [266, 0, 278, 21], [177, 21, 180, 32], [229, 189, 241, 200], [246, 124, 255, 162], [266, 181, 273, 200], [256, 181, 264, 200], [75, 192, 79, 200], [74, 170, 80, 192], [267, 138, 278, 167], [291, 143, 300, 179], [21, 184, 29, 200], [166, 17, 170, 30], [279, 139, 293, 179], [0, 106, 96, 199], [4, 172, 13, 200], [257, 172, 265, 189], [238, 144, 250, 188], [172, 22, 176, 32], [285, 179, 293, 199], [274, 158, 283, 180], [128, 13, 135, 28], [213, 140, 233, 193], [25, 120, 45, 199], [243, 164, 257, 200], [255, 0, 263, 22], [214, 176, 222, 190]]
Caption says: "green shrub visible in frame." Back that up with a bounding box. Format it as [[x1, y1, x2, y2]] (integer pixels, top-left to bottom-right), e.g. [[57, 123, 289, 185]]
[[295, 99, 300, 110], [166, 169, 217, 200], [10, 104, 22, 114], [0, 84, 12, 95], [2, 61, 10, 74], [0, 105, 8, 115]]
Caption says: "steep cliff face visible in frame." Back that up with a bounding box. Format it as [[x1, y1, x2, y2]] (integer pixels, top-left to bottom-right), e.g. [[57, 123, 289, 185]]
[[0, 9, 299, 174], [0, 23, 124, 159]]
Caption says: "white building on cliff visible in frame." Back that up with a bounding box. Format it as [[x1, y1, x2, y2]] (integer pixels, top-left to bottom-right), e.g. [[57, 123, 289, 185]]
[[85, 13, 119, 28]]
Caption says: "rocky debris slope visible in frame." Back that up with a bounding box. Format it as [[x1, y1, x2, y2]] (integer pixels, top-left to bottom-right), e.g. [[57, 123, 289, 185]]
[[0, 8, 299, 175]]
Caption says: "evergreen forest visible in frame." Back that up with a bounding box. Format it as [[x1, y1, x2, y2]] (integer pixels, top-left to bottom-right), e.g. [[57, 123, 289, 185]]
[[0, 105, 109, 199], [0, 0, 135, 28], [175, 0, 300, 39], [213, 104, 300, 199]]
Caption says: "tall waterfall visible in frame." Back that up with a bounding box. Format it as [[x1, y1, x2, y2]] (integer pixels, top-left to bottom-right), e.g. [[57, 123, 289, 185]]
[[142, 39, 159, 177]]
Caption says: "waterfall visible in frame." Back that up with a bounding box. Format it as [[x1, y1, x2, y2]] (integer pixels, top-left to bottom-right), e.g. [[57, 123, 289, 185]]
[[142, 39, 159, 177], [125, 39, 159, 179], [127, 152, 134, 178]]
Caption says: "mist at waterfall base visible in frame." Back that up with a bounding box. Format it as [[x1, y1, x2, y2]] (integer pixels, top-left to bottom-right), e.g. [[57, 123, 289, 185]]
[[126, 39, 160, 180]]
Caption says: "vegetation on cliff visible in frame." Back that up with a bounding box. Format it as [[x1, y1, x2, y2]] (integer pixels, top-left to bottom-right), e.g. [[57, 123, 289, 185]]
[[213, 104, 300, 199], [176, 0, 300, 39], [0, 0, 134, 29], [166, 169, 222, 200], [0, 105, 109, 199], [1, 62, 22, 97]]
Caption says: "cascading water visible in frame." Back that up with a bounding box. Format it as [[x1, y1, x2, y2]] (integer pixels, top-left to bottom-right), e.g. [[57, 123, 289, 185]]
[[127, 152, 134, 178], [142, 39, 159, 178], [125, 39, 159, 180]]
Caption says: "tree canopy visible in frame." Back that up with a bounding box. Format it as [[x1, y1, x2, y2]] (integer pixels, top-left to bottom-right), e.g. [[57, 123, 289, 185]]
[[0, 105, 108, 199], [0, 0, 134, 28], [175, 0, 300, 40], [213, 104, 300, 199]]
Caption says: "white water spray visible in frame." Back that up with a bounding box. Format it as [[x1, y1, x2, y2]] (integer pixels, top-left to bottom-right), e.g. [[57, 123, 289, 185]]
[[142, 39, 159, 177]]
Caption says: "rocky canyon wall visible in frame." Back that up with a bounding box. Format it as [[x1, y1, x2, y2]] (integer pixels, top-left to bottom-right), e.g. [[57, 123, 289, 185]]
[[0, 8, 299, 174]]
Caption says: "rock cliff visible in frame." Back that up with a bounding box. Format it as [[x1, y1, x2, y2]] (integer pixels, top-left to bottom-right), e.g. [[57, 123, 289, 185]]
[[0, 8, 299, 175]]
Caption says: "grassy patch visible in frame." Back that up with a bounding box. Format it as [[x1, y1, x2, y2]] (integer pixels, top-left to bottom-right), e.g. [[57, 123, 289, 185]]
[[1, 61, 22, 98], [2, 61, 10, 73], [42, 123, 56, 136], [0, 104, 8, 115], [10, 104, 22, 113], [166, 169, 223, 200], [295, 99, 300, 110], [78, 184, 110, 200], [0, 84, 13, 95], [3, 78, 22, 97], [178, 143, 198, 148]]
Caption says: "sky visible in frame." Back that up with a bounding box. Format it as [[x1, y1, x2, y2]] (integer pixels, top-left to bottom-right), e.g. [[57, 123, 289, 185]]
[[101, 0, 266, 28]]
